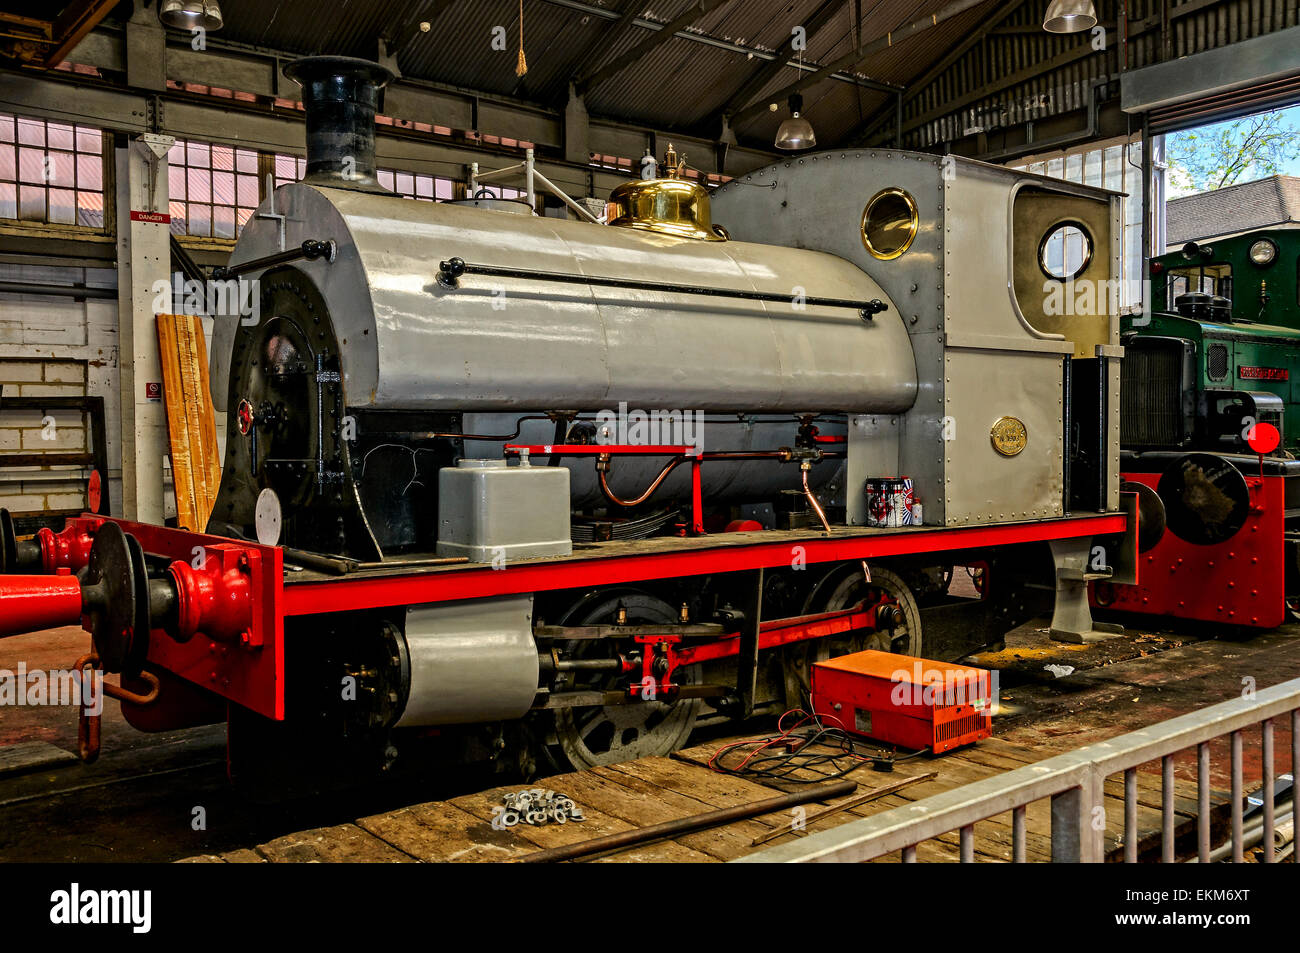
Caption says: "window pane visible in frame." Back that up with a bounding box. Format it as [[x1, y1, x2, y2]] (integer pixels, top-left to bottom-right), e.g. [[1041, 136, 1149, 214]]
[[16, 117, 44, 146], [76, 191, 103, 228], [168, 141, 185, 164], [48, 151, 74, 188], [169, 164, 186, 199], [19, 184, 45, 219], [77, 152, 102, 191], [0, 116, 13, 143], [188, 166, 211, 202], [237, 150, 258, 174], [212, 145, 234, 171], [169, 202, 187, 234], [47, 187, 75, 224], [212, 170, 235, 206], [189, 204, 211, 237], [46, 123, 74, 151], [18, 147, 45, 184], [187, 141, 210, 168], [237, 173, 258, 207], [0, 143, 13, 181], [1083, 150, 1101, 188], [1104, 145, 1122, 191], [213, 204, 235, 238], [0, 181, 15, 218], [75, 126, 101, 153]]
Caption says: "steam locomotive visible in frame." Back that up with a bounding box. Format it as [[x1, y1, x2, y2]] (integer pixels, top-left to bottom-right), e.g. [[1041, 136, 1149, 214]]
[[1098, 226, 1300, 627], [0, 57, 1129, 789]]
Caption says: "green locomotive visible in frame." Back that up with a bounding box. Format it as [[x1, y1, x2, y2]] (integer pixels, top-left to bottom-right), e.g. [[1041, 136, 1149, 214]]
[[1106, 225, 1300, 628], [1124, 228, 1300, 453]]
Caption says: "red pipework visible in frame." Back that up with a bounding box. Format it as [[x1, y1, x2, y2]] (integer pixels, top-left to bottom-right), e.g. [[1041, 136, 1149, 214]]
[[37, 521, 98, 573], [0, 570, 83, 638], [168, 549, 254, 644]]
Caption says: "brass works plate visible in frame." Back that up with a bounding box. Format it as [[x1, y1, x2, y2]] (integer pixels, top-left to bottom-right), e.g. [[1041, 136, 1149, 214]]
[[990, 416, 1028, 456]]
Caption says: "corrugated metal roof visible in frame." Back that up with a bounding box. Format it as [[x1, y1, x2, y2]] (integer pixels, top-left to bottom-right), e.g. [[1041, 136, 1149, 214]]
[[205, 0, 1004, 149]]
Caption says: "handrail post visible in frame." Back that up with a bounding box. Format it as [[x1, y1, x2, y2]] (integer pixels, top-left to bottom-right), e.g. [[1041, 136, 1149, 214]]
[[1050, 770, 1105, 862]]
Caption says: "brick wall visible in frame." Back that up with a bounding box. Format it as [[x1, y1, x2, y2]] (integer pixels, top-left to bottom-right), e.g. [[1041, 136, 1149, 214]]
[[0, 263, 120, 517]]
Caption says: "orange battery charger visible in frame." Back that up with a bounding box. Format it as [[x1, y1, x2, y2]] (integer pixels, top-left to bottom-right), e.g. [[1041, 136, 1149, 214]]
[[811, 649, 993, 753]]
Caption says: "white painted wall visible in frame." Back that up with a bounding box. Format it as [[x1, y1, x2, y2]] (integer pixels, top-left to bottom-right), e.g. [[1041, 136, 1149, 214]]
[[0, 261, 122, 516]]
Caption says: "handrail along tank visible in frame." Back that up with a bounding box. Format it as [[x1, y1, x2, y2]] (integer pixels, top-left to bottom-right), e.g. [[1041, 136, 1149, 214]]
[[208, 57, 918, 559]]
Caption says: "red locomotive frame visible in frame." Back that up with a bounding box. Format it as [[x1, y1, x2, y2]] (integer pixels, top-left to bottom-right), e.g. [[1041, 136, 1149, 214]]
[[1093, 471, 1286, 629], [2, 511, 1125, 723]]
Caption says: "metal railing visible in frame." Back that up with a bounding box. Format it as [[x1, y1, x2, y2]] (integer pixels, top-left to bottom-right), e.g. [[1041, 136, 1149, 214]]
[[738, 677, 1300, 863]]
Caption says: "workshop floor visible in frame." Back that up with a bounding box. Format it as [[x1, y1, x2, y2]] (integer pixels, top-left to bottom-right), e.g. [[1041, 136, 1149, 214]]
[[1, 616, 1297, 861]]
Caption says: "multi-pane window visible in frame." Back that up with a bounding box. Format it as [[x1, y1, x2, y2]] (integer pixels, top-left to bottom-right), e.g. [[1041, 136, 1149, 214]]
[[0, 113, 105, 228], [1014, 138, 1147, 310], [168, 140, 259, 239], [378, 168, 458, 201], [273, 154, 305, 190], [273, 153, 460, 201], [467, 182, 523, 201]]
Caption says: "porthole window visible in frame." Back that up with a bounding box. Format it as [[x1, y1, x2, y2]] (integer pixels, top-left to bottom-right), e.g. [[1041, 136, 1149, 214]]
[[861, 188, 918, 260], [1038, 220, 1093, 281]]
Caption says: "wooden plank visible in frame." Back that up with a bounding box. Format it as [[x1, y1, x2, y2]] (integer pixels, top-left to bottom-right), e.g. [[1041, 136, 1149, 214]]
[[0, 741, 77, 778], [556, 768, 768, 861], [156, 312, 222, 532], [671, 737, 1027, 860], [255, 823, 416, 863], [447, 777, 718, 862], [356, 802, 529, 863]]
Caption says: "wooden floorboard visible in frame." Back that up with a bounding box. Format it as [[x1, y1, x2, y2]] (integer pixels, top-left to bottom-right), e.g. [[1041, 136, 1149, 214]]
[[198, 730, 1234, 863]]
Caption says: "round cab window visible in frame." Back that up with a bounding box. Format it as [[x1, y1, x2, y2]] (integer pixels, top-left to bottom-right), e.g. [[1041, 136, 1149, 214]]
[[861, 188, 919, 260], [1038, 221, 1093, 281]]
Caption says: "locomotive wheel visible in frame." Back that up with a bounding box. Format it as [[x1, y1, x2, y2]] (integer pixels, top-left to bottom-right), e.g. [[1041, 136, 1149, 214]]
[[785, 565, 923, 707], [551, 590, 700, 770]]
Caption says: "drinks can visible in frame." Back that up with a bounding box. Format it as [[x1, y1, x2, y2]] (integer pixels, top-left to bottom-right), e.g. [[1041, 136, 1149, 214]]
[[865, 477, 915, 528]]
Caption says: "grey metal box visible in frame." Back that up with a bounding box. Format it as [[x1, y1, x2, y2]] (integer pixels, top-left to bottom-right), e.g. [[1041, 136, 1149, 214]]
[[436, 459, 572, 562]]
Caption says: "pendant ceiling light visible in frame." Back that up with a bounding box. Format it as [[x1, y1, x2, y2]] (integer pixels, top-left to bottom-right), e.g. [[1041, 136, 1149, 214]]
[[1042, 0, 1097, 33], [775, 93, 816, 151], [159, 0, 224, 32]]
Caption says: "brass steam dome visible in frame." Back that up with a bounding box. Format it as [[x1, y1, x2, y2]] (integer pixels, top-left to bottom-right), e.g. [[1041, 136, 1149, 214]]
[[606, 145, 728, 242]]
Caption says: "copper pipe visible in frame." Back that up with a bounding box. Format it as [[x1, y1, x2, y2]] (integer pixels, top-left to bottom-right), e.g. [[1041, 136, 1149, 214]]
[[596, 449, 845, 510], [802, 465, 832, 534], [598, 456, 687, 507]]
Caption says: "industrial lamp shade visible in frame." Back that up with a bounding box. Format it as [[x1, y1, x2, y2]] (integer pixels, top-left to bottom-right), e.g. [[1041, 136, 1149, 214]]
[[159, 0, 224, 32], [1042, 0, 1096, 33], [774, 94, 816, 151]]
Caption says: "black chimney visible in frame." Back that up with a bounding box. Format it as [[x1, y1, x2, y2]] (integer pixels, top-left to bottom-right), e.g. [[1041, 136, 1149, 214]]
[[283, 56, 395, 193]]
